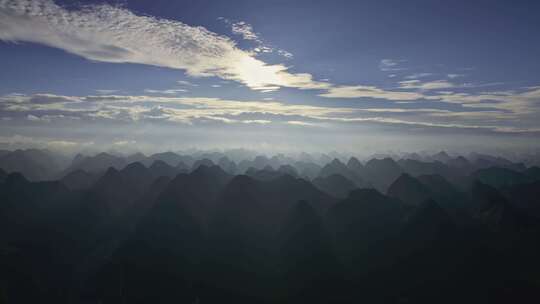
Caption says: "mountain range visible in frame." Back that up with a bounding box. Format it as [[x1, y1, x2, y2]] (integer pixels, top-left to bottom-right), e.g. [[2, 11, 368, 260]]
[[1, 149, 540, 303]]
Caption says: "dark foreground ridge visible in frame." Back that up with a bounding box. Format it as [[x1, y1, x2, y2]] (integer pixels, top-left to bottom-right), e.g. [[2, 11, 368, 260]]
[[1, 149, 540, 303]]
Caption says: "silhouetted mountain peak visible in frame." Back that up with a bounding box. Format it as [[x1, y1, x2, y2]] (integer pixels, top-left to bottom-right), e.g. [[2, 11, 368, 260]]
[[95, 167, 122, 186], [149, 159, 169, 170], [387, 173, 431, 206], [217, 156, 237, 174], [60, 169, 97, 190], [191, 158, 215, 171], [313, 174, 356, 198], [95, 152, 115, 160], [432, 151, 451, 162], [5, 172, 29, 185], [224, 175, 260, 196], [347, 157, 363, 170], [278, 165, 298, 177], [320, 158, 349, 176], [191, 164, 226, 177], [186, 165, 231, 190], [366, 157, 398, 167], [472, 166, 532, 188], [72, 153, 85, 165], [330, 158, 344, 166], [263, 165, 275, 171], [175, 161, 189, 171], [127, 152, 146, 159], [122, 161, 148, 175]]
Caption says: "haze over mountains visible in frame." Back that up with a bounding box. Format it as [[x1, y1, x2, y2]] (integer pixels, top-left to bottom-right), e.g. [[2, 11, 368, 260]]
[[1, 0, 540, 302], [1, 148, 540, 303]]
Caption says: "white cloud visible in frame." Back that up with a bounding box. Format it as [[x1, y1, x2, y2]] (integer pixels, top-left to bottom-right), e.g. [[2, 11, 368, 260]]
[[113, 140, 137, 146], [287, 120, 319, 127], [177, 80, 198, 87], [231, 21, 259, 41], [144, 89, 188, 95], [379, 59, 407, 71], [2, 92, 540, 134], [95, 89, 119, 94], [404, 73, 433, 80], [218, 17, 293, 59], [0, 0, 306, 91], [319, 85, 424, 100], [0, 134, 94, 150], [277, 49, 294, 59], [26, 114, 41, 121], [399, 80, 456, 90]]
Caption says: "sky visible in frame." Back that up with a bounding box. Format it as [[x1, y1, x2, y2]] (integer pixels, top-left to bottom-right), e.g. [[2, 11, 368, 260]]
[[0, 0, 539, 154]]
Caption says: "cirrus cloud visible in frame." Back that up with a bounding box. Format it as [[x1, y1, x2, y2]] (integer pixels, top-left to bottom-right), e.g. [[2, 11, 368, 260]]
[[0, 0, 312, 91]]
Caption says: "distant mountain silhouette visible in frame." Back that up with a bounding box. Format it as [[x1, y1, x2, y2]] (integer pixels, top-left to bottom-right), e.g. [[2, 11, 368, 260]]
[[312, 173, 357, 198], [191, 158, 215, 171], [293, 161, 322, 180], [431, 151, 452, 163], [246, 166, 284, 181], [318, 158, 366, 187], [469, 182, 540, 233], [397, 158, 452, 178], [217, 156, 237, 174], [472, 167, 534, 188], [362, 157, 403, 192], [277, 164, 299, 178], [1, 149, 540, 303], [148, 159, 179, 178], [446, 155, 472, 170], [387, 173, 432, 206], [0, 149, 63, 180], [149, 151, 193, 167], [326, 188, 404, 273], [346, 157, 364, 176], [67, 152, 126, 174], [60, 169, 99, 190]]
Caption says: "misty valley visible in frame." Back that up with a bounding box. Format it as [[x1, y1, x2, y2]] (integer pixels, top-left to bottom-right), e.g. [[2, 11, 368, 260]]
[[1, 149, 540, 303]]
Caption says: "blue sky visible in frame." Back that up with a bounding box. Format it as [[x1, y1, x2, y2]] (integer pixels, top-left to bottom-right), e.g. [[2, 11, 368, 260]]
[[0, 0, 539, 154]]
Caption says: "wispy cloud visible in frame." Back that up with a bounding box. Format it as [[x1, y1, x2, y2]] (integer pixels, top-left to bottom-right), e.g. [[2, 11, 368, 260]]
[[0, 0, 310, 91], [379, 59, 407, 72], [230, 21, 259, 41], [319, 85, 423, 100], [218, 17, 293, 59], [404, 73, 433, 80], [144, 89, 188, 95], [1, 0, 538, 131], [399, 80, 456, 91], [176, 80, 199, 87], [2, 92, 539, 134], [95, 89, 119, 94]]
